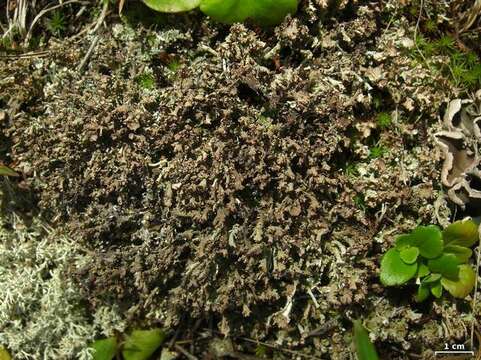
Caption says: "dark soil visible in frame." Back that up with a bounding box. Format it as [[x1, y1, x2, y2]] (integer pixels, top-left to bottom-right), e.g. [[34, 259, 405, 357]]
[[1, 0, 480, 358]]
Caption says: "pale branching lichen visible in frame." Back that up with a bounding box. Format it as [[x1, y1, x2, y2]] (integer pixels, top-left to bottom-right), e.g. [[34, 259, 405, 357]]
[[0, 213, 91, 358], [0, 192, 125, 359]]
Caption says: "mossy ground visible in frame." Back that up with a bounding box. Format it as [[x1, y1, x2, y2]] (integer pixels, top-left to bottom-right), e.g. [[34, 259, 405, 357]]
[[1, 0, 481, 359]]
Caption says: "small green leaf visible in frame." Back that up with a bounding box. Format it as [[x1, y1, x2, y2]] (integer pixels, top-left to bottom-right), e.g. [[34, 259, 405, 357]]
[[443, 219, 479, 248], [427, 254, 460, 280], [399, 247, 419, 264], [415, 284, 430, 302], [249, 0, 298, 26], [410, 225, 443, 259], [444, 245, 473, 263], [353, 320, 379, 360], [395, 226, 443, 258], [199, 0, 251, 23], [395, 234, 416, 250], [422, 273, 442, 283], [0, 165, 19, 177], [0, 347, 12, 360], [416, 262, 430, 278], [430, 281, 443, 298], [143, 0, 201, 12], [380, 249, 418, 286], [199, 0, 298, 25], [122, 329, 166, 360], [441, 264, 476, 298], [90, 337, 117, 360]]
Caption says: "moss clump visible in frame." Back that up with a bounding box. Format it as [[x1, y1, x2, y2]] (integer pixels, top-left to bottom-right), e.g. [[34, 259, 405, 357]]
[[376, 112, 392, 129], [46, 10, 67, 36], [412, 35, 481, 90], [136, 72, 156, 90], [369, 145, 387, 159]]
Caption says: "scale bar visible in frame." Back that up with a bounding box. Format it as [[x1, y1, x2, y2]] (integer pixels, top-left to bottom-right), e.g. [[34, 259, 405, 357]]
[[434, 351, 475, 355]]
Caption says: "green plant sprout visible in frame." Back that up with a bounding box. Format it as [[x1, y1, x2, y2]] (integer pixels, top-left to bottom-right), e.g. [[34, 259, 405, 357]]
[[380, 219, 478, 301], [91, 338, 117, 360], [353, 320, 379, 360], [424, 19, 438, 33], [142, 0, 298, 25], [354, 194, 366, 211], [90, 328, 166, 360], [0, 347, 12, 360], [0, 165, 18, 177]]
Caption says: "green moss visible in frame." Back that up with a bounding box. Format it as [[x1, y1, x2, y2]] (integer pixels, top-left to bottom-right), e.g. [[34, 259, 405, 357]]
[[372, 95, 382, 110], [255, 344, 268, 358], [0, 27, 20, 52], [432, 35, 455, 54], [0, 37, 12, 50], [167, 59, 181, 72], [376, 112, 392, 129], [412, 34, 481, 90], [345, 162, 359, 177], [46, 10, 66, 36], [449, 52, 481, 88], [257, 114, 273, 129], [136, 72, 156, 90], [424, 19, 438, 33], [28, 35, 45, 49], [369, 145, 387, 159], [408, 5, 419, 18], [354, 194, 366, 210]]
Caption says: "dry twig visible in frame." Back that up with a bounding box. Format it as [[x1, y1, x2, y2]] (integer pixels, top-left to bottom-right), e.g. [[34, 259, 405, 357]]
[[174, 344, 199, 360], [459, 0, 481, 33], [77, 34, 99, 72]]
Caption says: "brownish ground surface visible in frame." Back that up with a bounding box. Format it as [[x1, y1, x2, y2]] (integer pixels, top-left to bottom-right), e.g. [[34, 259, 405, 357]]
[[1, 0, 481, 358]]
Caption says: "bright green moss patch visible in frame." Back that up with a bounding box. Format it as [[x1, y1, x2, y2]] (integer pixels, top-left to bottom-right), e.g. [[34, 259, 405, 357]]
[[368, 145, 387, 159], [136, 72, 156, 90], [412, 35, 481, 90], [376, 112, 392, 129], [46, 10, 67, 36]]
